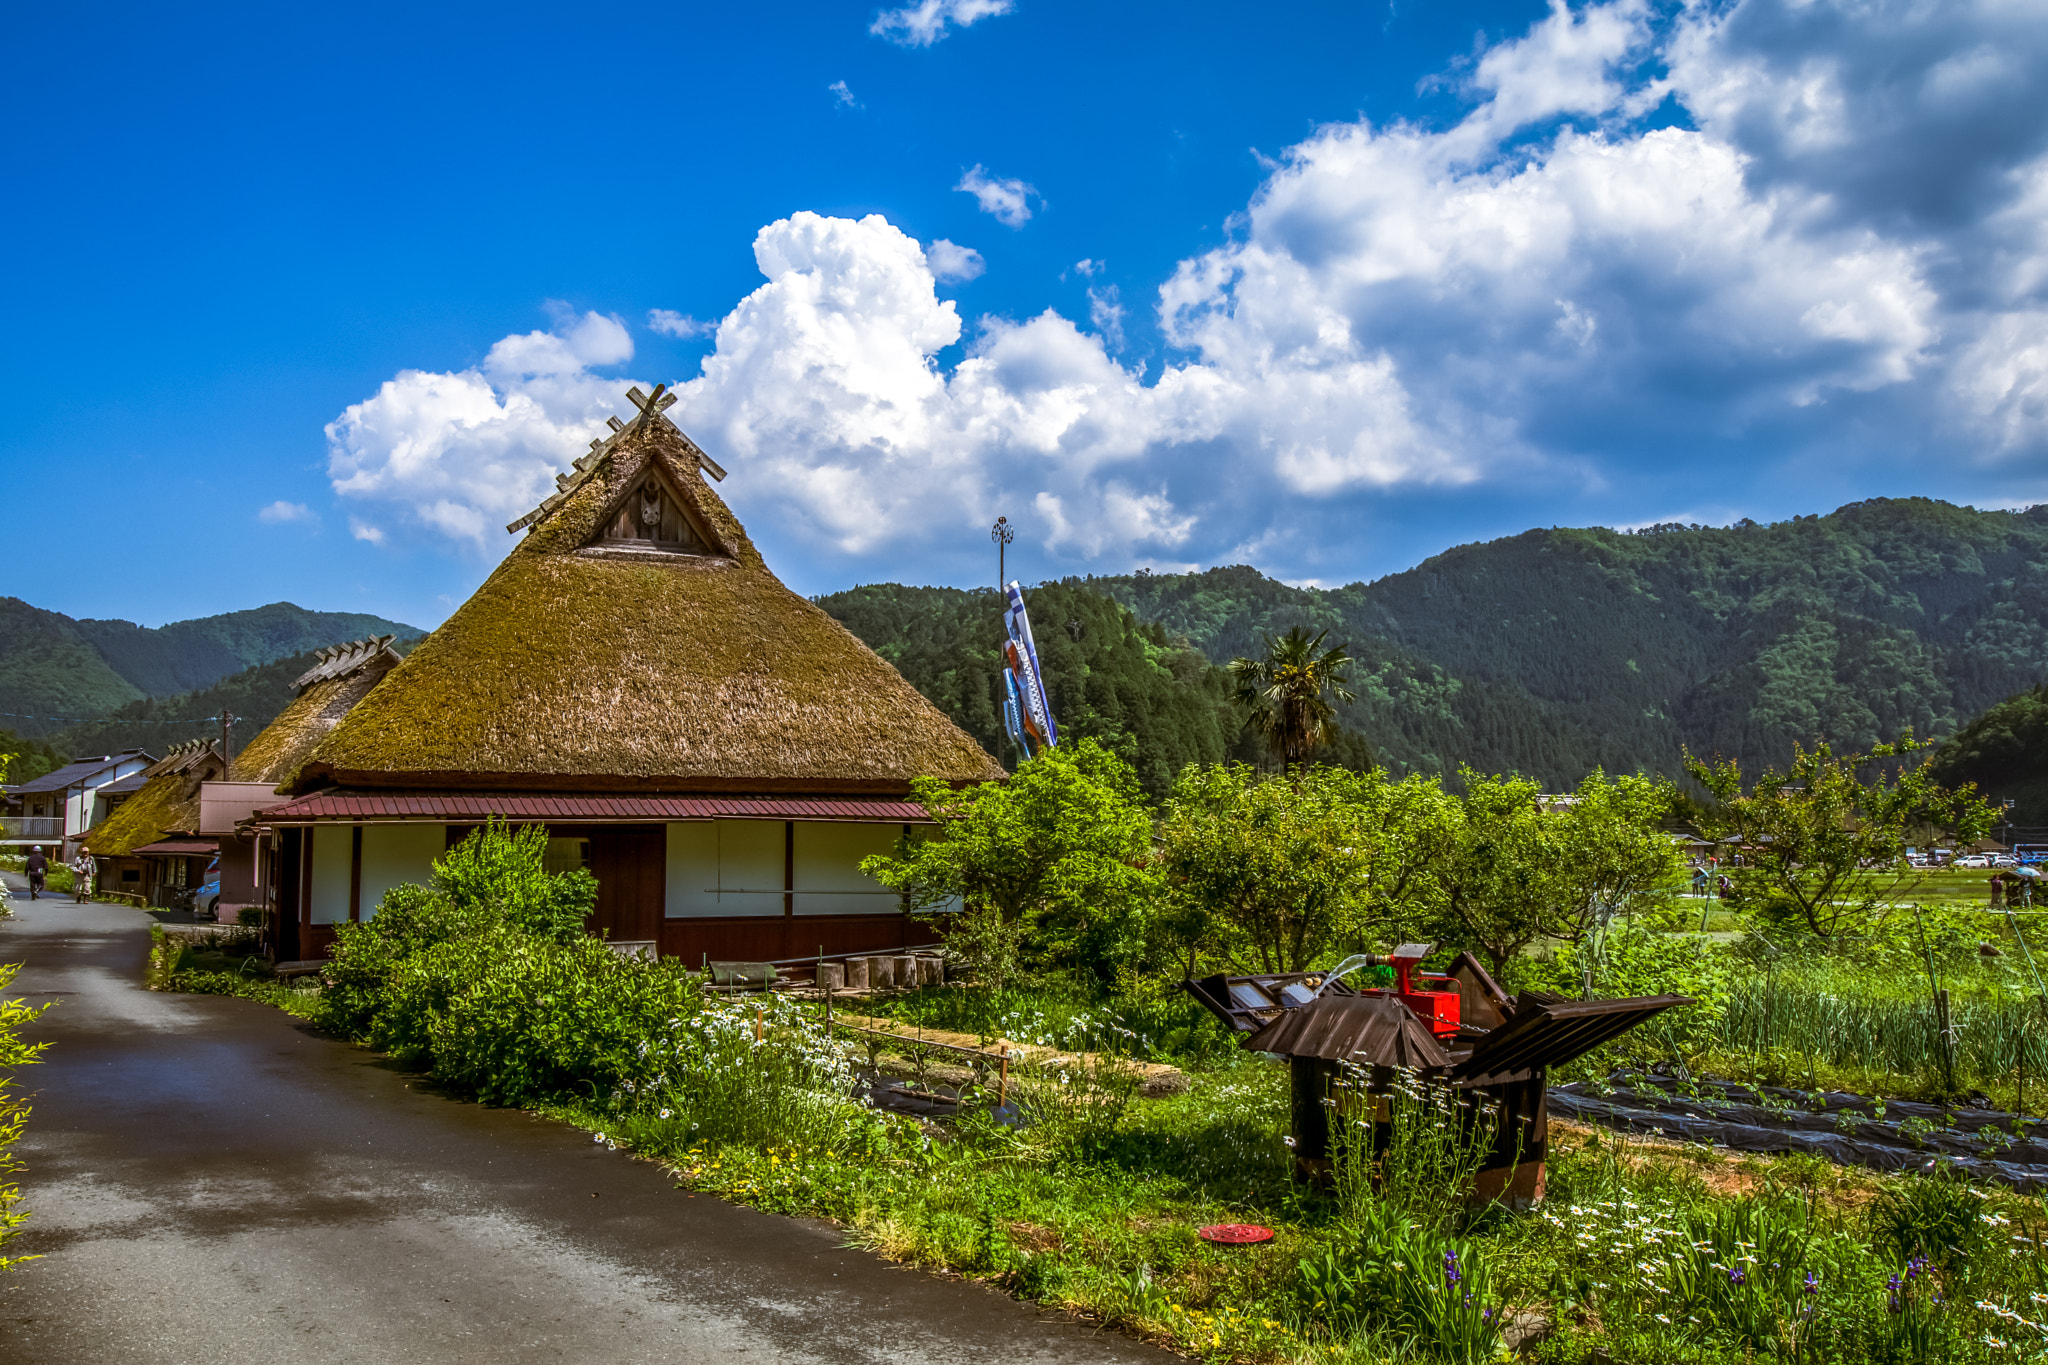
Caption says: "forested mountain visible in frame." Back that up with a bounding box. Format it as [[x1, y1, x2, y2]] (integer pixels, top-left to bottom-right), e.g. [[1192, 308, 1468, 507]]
[[0, 598, 421, 738], [38, 641, 411, 766], [817, 582, 1374, 794], [1930, 685, 2048, 826], [831, 499, 2048, 788]]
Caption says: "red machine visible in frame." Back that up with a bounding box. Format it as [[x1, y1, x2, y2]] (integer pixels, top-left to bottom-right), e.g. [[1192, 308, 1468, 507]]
[[1361, 942, 1462, 1038]]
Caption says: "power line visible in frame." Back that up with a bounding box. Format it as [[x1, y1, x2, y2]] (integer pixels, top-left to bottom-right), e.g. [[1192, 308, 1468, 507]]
[[0, 711, 241, 727]]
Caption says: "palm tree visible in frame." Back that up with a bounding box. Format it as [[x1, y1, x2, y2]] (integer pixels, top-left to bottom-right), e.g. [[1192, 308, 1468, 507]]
[[1229, 627, 1356, 773]]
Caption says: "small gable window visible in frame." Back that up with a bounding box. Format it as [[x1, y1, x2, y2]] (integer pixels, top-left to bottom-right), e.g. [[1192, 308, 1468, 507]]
[[597, 475, 708, 554]]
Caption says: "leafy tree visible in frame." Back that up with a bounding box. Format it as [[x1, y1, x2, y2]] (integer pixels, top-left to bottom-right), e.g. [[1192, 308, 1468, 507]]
[[1157, 763, 1374, 973], [1330, 766, 1460, 949], [861, 739, 1158, 990], [1229, 627, 1357, 772], [1684, 737, 1996, 939], [1546, 770, 1684, 994], [1414, 769, 1678, 980], [1414, 771, 1555, 979]]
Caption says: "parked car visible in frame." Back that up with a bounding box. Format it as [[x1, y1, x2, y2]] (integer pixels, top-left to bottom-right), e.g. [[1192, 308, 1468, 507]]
[[1954, 854, 1993, 869], [198, 860, 221, 919]]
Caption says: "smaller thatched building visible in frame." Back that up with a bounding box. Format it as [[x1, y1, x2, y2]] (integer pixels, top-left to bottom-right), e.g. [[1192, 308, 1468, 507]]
[[84, 741, 227, 906], [254, 387, 1004, 964], [199, 636, 407, 942]]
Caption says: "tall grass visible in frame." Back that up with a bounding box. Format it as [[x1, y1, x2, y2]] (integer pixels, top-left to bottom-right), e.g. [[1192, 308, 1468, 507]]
[[1711, 966, 2048, 1096]]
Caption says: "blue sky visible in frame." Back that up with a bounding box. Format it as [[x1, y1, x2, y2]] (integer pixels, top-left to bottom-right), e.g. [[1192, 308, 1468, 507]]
[[6, 0, 2047, 629]]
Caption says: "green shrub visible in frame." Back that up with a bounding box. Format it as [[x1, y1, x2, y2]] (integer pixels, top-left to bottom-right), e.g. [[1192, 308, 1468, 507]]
[[1865, 1164, 1989, 1269], [425, 931, 702, 1107], [0, 962, 52, 1272]]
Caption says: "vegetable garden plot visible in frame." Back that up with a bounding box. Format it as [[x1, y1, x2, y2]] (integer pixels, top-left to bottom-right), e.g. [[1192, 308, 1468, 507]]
[[1550, 1071, 2048, 1190]]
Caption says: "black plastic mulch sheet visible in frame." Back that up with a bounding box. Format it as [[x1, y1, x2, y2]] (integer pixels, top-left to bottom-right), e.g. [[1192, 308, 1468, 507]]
[[1549, 1072, 2048, 1191]]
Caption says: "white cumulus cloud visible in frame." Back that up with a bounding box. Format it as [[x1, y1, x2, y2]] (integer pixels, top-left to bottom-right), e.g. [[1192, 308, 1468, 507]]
[[925, 239, 986, 283], [648, 309, 713, 338], [870, 0, 1012, 48], [258, 500, 315, 525], [325, 310, 641, 549], [332, 0, 2048, 578], [956, 165, 1036, 227]]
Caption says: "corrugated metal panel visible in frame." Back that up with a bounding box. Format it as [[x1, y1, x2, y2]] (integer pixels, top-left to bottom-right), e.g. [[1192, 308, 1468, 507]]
[[1452, 994, 1693, 1086], [252, 790, 929, 824], [1243, 993, 1452, 1069]]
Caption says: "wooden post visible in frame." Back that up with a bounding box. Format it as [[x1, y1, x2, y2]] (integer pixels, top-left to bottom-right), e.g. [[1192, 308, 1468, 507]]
[[1936, 988, 1955, 1094], [755, 1005, 764, 1043], [997, 1051, 1008, 1110], [821, 945, 833, 1033]]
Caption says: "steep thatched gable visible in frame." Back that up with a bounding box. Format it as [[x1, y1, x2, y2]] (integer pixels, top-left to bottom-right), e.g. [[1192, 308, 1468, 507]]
[[290, 413, 1006, 794], [232, 635, 405, 790], [84, 740, 224, 857]]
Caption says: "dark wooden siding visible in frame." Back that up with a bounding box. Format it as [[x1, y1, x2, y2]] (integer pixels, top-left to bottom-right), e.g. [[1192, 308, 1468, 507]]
[[587, 824, 664, 943]]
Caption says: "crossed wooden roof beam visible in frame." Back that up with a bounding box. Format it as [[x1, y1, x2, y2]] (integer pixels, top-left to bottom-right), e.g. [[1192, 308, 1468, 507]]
[[504, 383, 728, 535]]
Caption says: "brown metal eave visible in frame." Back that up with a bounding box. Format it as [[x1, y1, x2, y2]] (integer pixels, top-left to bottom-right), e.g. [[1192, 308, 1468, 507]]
[[1451, 994, 1694, 1086], [284, 762, 967, 798]]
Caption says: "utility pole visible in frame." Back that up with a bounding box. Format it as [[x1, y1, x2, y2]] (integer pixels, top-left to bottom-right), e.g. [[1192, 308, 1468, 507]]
[[218, 709, 239, 771], [991, 515, 1013, 591]]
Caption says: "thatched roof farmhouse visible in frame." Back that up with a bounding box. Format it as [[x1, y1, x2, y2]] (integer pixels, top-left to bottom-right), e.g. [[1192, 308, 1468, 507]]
[[252, 389, 1000, 962]]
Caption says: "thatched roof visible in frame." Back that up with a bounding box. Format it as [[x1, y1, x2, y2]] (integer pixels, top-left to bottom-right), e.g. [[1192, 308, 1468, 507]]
[[84, 740, 224, 857], [232, 636, 404, 790], [289, 402, 1005, 795]]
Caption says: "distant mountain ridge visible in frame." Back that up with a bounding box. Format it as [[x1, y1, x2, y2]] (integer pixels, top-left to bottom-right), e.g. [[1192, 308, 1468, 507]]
[[0, 598, 422, 739], [1083, 498, 2048, 781], [826, 498, 2048, 787]]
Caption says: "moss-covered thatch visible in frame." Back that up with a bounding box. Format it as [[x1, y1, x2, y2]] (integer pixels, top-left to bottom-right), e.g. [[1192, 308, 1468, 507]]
[[232, 639, 402, 790], [84, 741, 222, 857], [292, 419, 1006, 794]]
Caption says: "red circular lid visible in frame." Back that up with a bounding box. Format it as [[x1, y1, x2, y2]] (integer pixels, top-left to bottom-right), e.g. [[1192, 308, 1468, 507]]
[[1197, 1223, 1274, 1245]]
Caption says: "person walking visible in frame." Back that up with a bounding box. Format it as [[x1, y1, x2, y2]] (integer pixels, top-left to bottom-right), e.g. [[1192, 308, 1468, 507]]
[[24, 844, 48, 900], [71, 851, 93, 903]]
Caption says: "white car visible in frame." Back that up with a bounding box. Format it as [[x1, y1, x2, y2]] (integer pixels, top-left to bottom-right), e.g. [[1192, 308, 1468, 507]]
[[1953, 854, 1992, 869]]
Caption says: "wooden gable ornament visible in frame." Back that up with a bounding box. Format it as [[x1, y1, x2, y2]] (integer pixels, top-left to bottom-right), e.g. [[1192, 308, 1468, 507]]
[[581, 460, 724, 560]]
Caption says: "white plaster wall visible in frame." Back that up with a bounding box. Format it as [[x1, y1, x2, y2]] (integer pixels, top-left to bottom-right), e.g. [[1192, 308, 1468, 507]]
[[792, 822, 902, 916], [664, 820, 783, 917], [307, 825, 354, 924], [357, 824, 445, 920]]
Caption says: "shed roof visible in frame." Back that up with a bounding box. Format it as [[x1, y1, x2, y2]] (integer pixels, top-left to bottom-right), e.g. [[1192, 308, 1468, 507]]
[[1243, 993, 1452, 1069], [289, 401, 1005, 795], [11, 750, 154, 794]]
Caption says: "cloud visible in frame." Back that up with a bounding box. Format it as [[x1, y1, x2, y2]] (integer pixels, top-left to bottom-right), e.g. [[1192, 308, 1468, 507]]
[[338, 0, 2048, 579], [1072, 258, 1103, 278], [828, 79, 861, 110], [1088, 285, 1126, 352], [349, 519, 386, 545], [648, 308, 713, 338], [925, 239, 986, 283], [956, 165, 1037, 227], [870, 0, 1012, 47], [258, 500, 315, 525], [325, 310, 640, 549]]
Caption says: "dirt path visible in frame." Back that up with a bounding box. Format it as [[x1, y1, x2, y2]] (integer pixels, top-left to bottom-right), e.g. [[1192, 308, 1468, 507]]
[[0, 882, 1175, 1364]]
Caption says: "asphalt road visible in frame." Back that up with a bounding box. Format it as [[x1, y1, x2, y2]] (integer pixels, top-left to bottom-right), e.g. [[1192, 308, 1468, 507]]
[[0, 881, 1172, 1363]]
